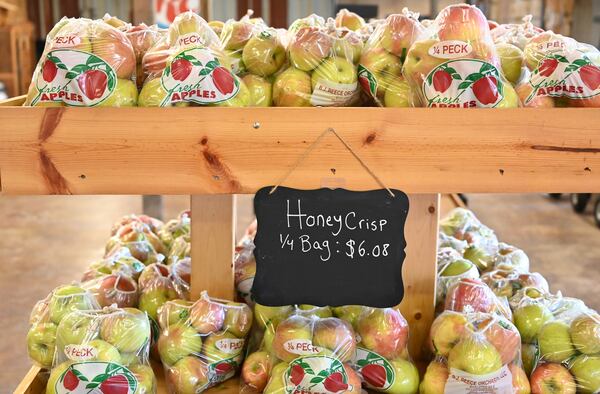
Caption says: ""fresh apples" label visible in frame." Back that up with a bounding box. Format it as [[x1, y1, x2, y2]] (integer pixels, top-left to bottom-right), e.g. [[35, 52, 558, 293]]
[[445, 365, 513, 394], [31, 49, 116, 106], [52, 362, 137, 394], [284, 356, 352, 394], [423, 59, 504, 107], [160, 38, 240, 106], [526, 44, 600, 103]]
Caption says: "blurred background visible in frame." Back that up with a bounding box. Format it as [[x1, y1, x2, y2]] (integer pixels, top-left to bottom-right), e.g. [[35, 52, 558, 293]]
[[1, 0, 600, 97]]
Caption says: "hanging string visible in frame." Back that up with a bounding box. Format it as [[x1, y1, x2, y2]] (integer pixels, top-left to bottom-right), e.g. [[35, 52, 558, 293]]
[[269, 127, 395, 198]]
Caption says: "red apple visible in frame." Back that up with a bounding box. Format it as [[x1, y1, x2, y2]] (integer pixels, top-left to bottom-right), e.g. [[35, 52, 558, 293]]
[[241, 351, 273, 392], [94, 22, 136, 79], [272, 315, 313, 362], [420, 361, 449, 394], [95, 273, 138, 308], [530, 363, 576, 394], [356, 308, 408, 359], [437, 4, 490, 44], [484, 317, 521, 365], [190, 298, 225, 334], [445, 278, 497, 314], [138, 263, 171, 290], [429, 311, 468, 357], [510, 364, 531, 394], [312, 318, 356, 362]]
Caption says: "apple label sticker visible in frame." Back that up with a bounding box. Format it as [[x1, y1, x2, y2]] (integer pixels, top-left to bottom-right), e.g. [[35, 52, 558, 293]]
[[445, 365, 513, 394], [285, 356, 353, 393], [52, 362, 138, 394], [310, 79, 358, 106]]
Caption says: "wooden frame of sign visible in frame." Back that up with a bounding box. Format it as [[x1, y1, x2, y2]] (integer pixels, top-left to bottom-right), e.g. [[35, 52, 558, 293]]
[[4, 95, 600, 393]]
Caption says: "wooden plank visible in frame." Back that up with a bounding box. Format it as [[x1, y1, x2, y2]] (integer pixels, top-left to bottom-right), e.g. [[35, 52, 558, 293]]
[[269, 0, 287, 28], [13, 365, 45, 394], [190, 194, 236, 300], [399, 194, 439, 361], [1, 107, 600, 195]]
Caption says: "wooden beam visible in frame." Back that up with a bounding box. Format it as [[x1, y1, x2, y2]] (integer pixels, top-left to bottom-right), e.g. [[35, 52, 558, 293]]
[[190, 195, 236, 300], [58, 0, 79, 18], [269, 0, 287, 28], [1, 106, 600, 195], [237, 0, 248, 19], [399, 194, 439, 360]]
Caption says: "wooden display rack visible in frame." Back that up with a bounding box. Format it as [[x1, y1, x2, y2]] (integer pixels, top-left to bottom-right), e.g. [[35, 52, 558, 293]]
[[2, 95, 600, 393]]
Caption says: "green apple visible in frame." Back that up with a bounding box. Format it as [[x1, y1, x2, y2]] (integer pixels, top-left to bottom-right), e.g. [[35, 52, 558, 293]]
[[521, 342, 540, 376], [241, 351, 273, 392], [463, 245, 496, 271], [312, 57, 357, 88], [448, 339, 502, 375], [241, 74, 272, 107], [263, 362, 288, 393], [139, 287, 177, 321], [298, 305, 333, 318], [273, 67, 312, 107], [420, 361, 448, 394], [225, 49, 246, 75], [402, 39, 445, 90], [359, 48, 402, 97], [272, 315, 313, 362], [514, 303, 553, 343], [100, 308, 151, 353], [88, 339, 121, 363], [46, 361, 74, 394], [440, 258, 475, 277], [332, 34, 362, 64], [129, 364, 156, 394], [261, 323, 276, 353], [332, 305, 369, 329], [383, 78, 415, 107], [208, 20, 224, 36], [570, 354, 600, 393], [48, 285, 94, 324], [223, 302, 253, 337], [538, 321, 576, 363], [120, 352, 139, 366], [158, 323, 203, 366], [386, 358, 420, 393], [160, 299, 193, 328], [202, 331, 243, 363], [99, 79, 138, 107], [242, 30, 286, 77], [56, 312, 98, 348], [570, 314, 600, 355], [166, 356, 209, 394], [27, 322, 57, 367], [495, 82, 519, 108], [379, 14, 424, 58], [254, 304, 293, 329], [495, 43, 523, 85], [138, 78, 168, 107]]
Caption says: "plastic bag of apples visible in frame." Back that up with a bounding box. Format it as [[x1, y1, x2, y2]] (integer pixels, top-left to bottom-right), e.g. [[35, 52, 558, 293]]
[[272, 14, 364, 107], [157, 292, 253, 393], [242, 304, 420, 393], [81, 247, 146, 283], [444, 277, 513, 321], [46, 306, 156, 394], [139, 11, 247, 107], [436, 248, 479, 310], [137, 262, 188, 323], [357, 8, 425, 107], [158, 210, 191, 250], [439, 208, 500, 272], [105, 220, 167, 265], [402, 4, 519, 108], [27, 284, 99, 369], [234, 220, 257, 305], [518, 31, 600, 108], [423, 311, 529, 393], [24, 17, 138, 107]]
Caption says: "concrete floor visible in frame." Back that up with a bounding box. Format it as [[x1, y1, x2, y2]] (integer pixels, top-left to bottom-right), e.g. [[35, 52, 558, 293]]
[[1, 194, 599, 392]]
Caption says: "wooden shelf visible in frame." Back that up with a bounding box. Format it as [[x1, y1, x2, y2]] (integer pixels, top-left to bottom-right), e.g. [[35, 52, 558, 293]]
[[15, 361, 240, 394], [2, 96, 600, 194]]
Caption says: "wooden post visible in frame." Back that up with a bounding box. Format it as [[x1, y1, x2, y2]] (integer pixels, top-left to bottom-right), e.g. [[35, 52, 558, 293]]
[[190, 194, 237, 301], [399, 194, 439, 361]]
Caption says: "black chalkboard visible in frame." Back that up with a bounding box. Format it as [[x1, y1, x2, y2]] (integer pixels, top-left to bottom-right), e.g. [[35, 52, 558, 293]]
[[251, 187, 409, 308]]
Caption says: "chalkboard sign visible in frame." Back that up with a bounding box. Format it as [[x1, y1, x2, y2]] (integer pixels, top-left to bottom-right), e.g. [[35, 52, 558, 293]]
[[252, 187, 409, 308]]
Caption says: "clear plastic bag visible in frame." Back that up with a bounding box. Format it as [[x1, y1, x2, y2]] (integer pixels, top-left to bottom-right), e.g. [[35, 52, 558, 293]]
[[106, 221, 166, 265], [436, 250, 479, 309], [491, 15, 544, 50], [274, 16, 362, 107], [27, 285, 99, 369], [492, 242, 530, 273], [424, 311, 529, 393], [24, 17, 137, 107], [158, 211, 191, 250], [47, 306, 155, 393], [111, 214, 164, 238], [82, 247, 146, 282], [402, 4, 519, 108], [157, 292, 253, 393], [139, 11, 248, 107], [126, 23, 167, 88], [234, 220, 257, 306], [167, 233, 191, 265], [170, 257, 191, 300], [522, 31, 600, 107], [444, 278, 512, 321], [138, 263, 182, 322], [83, 272, 139, 308], [481, 269, 549, 299], [358, 9, 424, 107]]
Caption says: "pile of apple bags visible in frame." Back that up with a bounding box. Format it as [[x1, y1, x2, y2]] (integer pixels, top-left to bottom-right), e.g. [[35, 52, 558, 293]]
[[433, 207, 600, 393], [242, 304, 419, 394]]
